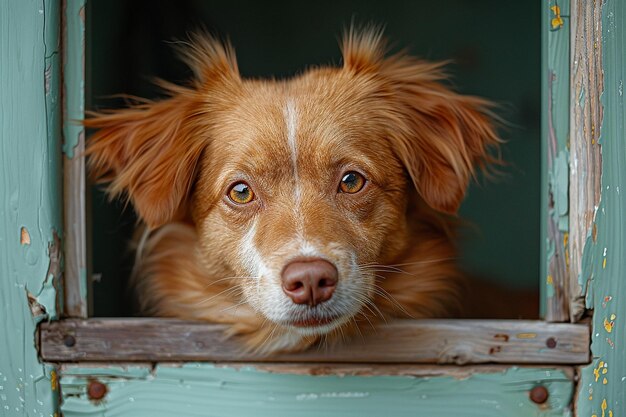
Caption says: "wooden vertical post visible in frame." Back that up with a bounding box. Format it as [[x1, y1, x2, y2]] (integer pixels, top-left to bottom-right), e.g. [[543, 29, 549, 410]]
[[62, 0, 89, 318], [568, 0, 603, 322], [542, 0, 571, 322], [576, 1, 626, 416]]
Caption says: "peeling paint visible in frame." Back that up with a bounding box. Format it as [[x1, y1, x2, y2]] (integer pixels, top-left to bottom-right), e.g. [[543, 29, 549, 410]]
[[20, 227, 31, 245], [552, 151, 570, 232], [542, 0, 571, 321], [62, 1, 85, 158], [577, 0, 626, 415], [59, 365, 574, 417], [0, 1, 62, 416]]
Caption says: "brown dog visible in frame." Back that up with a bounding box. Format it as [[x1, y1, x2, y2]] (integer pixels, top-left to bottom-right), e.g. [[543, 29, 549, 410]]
[[85, 29, 500, 353]]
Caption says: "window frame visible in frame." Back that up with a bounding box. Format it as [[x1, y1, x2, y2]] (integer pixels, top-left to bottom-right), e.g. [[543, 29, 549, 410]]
[[52, 0, 590, 367]]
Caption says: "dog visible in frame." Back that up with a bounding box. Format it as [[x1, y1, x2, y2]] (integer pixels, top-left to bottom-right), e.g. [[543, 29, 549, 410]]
[[85, 28, 501, 354]]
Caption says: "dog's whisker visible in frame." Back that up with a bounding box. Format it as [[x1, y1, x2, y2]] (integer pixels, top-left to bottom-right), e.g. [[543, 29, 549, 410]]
[[350, 290, 386, 323], [354, 309, 377, 332], [219, 299, 249, 314], [195, 286, 244, 306], [350, 316, 366, 341], [257, 322, 280, 354], [371, 283, 415, 319], [204, 276, 257, 288]]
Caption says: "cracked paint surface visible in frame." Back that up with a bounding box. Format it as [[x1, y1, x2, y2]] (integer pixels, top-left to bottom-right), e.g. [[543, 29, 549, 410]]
[[542, 0, 571, 321], [60, 365, 574, 417], [577, 0, 626, 416], [0, 1, 62, 415], [62, 0, 85, 158]]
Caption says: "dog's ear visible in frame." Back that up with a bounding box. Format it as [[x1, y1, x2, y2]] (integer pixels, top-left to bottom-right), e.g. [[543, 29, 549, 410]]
[[342, 29, 501, 214], [85, 35, 240, 228]]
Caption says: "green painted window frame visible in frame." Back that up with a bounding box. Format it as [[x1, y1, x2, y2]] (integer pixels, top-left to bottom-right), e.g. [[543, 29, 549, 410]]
[[47, 0, 593, 369]]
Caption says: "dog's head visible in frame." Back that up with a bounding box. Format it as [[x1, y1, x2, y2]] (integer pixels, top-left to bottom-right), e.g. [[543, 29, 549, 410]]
[[86, 29, 499, 338]]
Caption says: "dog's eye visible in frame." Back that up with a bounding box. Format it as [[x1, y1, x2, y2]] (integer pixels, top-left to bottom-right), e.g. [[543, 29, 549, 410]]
[[228, 182, 255, 204], [339, 171, 366, 194]]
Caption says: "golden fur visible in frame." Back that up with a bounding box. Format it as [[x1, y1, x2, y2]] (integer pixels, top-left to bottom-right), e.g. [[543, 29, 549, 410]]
[[85, 29, 500, 354]]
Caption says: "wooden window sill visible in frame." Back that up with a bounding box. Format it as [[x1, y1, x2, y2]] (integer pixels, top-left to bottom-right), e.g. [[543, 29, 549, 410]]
[[39, 318, 590, 365]]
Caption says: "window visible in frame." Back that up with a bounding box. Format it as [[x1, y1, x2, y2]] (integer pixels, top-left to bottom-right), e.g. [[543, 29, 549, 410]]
[[43, 0, 590, 368]]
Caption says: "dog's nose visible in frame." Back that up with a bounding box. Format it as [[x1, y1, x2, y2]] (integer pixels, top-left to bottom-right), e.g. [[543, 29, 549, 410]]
[[281, 259, 338, 306]]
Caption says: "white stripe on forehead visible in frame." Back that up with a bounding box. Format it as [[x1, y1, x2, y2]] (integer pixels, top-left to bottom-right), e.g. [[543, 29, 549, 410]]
[[284, 99, 304, 236], [284, 99, 299, 188]]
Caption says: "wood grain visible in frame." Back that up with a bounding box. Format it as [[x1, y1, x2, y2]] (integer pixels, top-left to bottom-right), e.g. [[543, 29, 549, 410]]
[[63, 147, 88, 317], [40, 318, 590, 364], [576, 1, 626, 416], [62, 0, 89, 318], [568, 0, 603, 322]]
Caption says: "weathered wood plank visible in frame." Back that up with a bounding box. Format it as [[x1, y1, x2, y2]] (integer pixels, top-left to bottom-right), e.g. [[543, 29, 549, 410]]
[[542, 0, 571, 322], [40, 318, 590, 364], [59, 364, 575, 417], [576, 1, 626, 416], [62, 0, 89, 318], [60, 362, 576, 378], [568, 0, 603, 322]]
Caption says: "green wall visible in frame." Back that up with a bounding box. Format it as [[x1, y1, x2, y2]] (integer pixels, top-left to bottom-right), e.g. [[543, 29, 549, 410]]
[[88, 0, 541, 316]]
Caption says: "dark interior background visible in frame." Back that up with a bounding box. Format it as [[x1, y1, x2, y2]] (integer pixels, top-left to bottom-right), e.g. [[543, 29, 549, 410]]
[[88, 0, 541, 318]]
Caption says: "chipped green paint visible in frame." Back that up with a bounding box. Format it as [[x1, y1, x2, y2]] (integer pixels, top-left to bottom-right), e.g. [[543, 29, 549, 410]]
[[62, 0, 85, 158], [62, 0, 89, 318], [577, 0, 626, 416], [0, 0, 63, 416], [542, 0, 571, 320], [60, 364, 574, 417]]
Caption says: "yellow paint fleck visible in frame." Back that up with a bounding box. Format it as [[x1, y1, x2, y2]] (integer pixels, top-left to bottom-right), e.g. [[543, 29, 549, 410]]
[[609, 411, 613, 417], [547, 275, 554, 285], [610, 313, 616, 320], [602, 399, 607, 417], [516, 333, 537, 339], [603, 257, 607, 269], [604, 317, 614, 333], [50, 370, 57, 391], [590, 395, 593, 400], [594, 361, 606, 382], [602, 368, 608, 375], [20, 226, 30, 245], [550, 5, 564, 29], [563, 232, 569, 247], [603, 377, 608, 384]]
